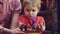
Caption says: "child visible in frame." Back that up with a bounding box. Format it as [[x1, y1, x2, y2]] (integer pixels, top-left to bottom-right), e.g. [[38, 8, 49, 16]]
[[17, 0, 45, 34]]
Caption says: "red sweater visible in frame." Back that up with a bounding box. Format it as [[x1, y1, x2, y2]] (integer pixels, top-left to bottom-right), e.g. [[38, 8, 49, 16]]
[[17, 15, 45, 34]]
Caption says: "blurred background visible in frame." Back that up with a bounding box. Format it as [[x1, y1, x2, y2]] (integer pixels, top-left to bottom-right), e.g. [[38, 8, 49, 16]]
[[0, 0, 58, 34]]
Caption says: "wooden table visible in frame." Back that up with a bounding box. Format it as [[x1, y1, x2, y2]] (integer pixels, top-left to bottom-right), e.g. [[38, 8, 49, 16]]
[[25, 31, 39, 34]]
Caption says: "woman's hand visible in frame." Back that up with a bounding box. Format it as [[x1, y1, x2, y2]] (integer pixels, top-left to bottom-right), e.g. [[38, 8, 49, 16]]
[[11, 28, 24, 34]]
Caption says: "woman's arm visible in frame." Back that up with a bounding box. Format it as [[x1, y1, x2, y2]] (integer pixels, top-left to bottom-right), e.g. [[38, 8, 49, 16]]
[[0, 25, 14, 33], [0, 25, 24, 34]]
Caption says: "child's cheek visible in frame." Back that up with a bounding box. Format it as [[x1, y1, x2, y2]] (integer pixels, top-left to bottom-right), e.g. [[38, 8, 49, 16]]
[[25, 11, 29, 15], [33, 12, 38, 17]]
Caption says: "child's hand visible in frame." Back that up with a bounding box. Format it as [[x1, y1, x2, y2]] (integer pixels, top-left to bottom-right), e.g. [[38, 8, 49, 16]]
[[34, 23, 45, 32], [38, 22, 45, 32]]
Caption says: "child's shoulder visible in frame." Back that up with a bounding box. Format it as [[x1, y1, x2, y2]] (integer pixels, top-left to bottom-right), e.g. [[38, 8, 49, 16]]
[[18, 15, 25, 19], [19, 15, 24, 17], [19, 14, 26, 18], [37, 16, 45, 22], [18, 15, 26, 22], [37, 16, 44, 19], [19, 14, 27, 19]]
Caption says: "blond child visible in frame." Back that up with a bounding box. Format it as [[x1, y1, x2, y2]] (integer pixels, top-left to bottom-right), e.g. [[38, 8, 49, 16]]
[[17, 0, 45, 34]]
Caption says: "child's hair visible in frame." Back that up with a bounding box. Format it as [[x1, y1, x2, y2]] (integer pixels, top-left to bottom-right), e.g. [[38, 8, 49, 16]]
[[23, 0, 41, 9]]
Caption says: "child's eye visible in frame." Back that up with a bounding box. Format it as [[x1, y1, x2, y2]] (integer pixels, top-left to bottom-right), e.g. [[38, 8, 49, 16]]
[[26, 9, 30, 11], [32, 10, 35, 12]]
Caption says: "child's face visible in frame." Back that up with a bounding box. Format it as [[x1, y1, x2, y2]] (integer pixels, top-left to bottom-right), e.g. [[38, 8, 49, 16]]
[[24, 5, 39, 18]]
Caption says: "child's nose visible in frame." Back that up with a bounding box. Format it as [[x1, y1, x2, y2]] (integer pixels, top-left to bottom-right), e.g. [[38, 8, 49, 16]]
[[29, 11, 32, 15]]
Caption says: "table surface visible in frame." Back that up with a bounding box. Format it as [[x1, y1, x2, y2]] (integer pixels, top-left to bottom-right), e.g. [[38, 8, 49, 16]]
[[24, 31, 39, 34]]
